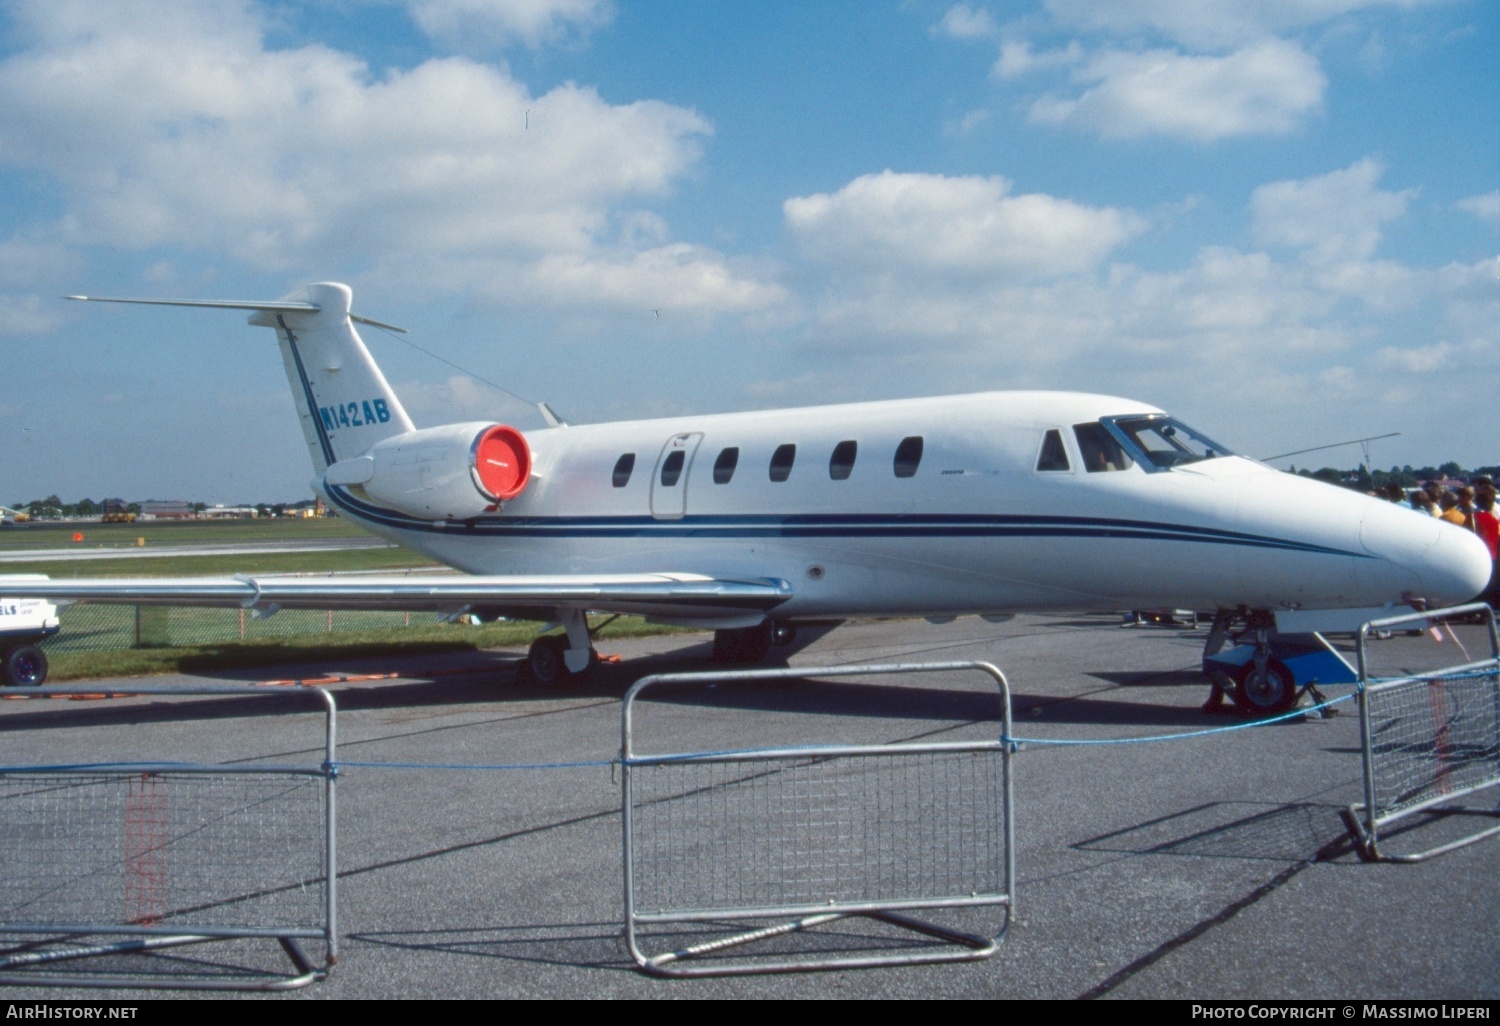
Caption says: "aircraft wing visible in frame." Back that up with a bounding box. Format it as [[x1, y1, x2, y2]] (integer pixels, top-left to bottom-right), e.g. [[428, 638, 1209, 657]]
[[5, 573, 793, 623]]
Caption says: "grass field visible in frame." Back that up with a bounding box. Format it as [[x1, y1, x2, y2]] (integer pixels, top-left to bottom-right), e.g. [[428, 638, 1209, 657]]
[[0, 515, 372, 550], [0, 515, 440, 577], [5, 548, 441, 578]]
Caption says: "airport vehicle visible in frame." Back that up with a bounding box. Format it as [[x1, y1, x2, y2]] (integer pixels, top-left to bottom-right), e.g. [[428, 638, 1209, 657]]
[[0, 577, 59, 686], [16, 283, 1491, 704], [101, 499, 138, 524]]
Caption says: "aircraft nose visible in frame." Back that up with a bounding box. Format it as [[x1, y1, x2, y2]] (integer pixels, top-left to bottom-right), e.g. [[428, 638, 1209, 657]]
[[1360, 500, 1491, 607], [1418, 521, 1493, 606]]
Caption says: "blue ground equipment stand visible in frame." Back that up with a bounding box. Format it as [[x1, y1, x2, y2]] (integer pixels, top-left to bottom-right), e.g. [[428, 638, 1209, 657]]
[[1203, 632, 1357, 715]]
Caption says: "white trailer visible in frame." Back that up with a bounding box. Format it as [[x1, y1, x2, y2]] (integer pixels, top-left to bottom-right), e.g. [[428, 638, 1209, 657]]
[[0, 576, 59, 686]]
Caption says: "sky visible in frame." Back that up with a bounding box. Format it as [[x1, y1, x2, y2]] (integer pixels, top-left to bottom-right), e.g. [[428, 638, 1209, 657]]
[[0, 0, 1496, 505]]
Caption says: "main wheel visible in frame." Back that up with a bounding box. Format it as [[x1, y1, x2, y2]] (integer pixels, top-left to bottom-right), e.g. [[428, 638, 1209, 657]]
[[524, 635, 571, 685], [1234, 659, 1297, 715], [2, 644, 47, 687]]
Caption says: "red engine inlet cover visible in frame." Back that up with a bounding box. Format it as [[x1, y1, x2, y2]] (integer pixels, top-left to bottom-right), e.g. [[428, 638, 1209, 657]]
[[472, 425, 531, 501]]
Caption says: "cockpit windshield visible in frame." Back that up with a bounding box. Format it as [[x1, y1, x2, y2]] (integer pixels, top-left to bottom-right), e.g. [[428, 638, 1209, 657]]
[[1102, 415, 1234, 471]]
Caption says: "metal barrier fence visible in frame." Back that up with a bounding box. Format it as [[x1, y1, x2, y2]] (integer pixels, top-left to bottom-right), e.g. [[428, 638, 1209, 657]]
[[0, 686, 338, 990], [1345, 604, 1500, 863], [621, 661, 1014, 976], [40, 603, 443, 653]]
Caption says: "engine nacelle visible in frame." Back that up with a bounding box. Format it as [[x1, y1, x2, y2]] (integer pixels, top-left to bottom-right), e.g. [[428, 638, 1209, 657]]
[[325, 422, 531, 520]]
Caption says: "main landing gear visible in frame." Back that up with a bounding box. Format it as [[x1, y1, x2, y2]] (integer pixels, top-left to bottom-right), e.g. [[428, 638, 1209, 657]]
[[521, 615, 798, 685], [522, 634, 599, 686], [712, 621, 797, 664], [520, 609, 599, 686]]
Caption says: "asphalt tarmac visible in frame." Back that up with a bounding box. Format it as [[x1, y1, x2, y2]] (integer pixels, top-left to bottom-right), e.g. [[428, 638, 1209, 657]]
[[1, 613, 1496, 999]]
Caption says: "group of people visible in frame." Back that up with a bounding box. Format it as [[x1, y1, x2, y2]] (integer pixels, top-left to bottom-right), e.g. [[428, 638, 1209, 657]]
[[1380, 476, 1500, 606]]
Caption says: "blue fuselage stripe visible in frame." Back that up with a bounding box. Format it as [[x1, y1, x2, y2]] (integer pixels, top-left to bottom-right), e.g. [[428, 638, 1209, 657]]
[[324, 487, 1367, 559]]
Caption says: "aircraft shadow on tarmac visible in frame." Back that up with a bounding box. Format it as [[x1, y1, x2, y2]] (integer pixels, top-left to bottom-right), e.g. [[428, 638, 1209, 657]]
[[1, 632, 1247, 732]]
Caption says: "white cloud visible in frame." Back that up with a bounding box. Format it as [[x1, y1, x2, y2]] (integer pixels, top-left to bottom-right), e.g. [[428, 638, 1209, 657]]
[[1041, 0, 1439, 50], [1456, 191, 1500, 225], [1030, 40, 1325, 140], [1376, 340, 1457, 373], [785, 171, 1145, 280], [0, 237, 80, 288], [507, 245, 788, 313], [0, 294, 63, 336], [993, 39, 1083, 78], [405, 0, 614, 50], [1251, 158, 1414, 264], [774, 167, 1492, 466], [934, 5, 998, 40], [0, 0, 780, 313]]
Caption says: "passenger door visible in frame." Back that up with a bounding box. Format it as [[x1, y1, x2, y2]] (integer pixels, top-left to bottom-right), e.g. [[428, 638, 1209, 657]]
[[650, 432, 703, 519]]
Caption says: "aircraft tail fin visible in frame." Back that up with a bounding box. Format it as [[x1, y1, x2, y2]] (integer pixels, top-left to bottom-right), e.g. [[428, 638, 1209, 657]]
[[68, 282, 415, 473]]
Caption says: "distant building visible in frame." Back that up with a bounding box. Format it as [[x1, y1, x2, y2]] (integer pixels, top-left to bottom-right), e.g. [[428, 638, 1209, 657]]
[[139, 500, 195, 520], [203, 505, 257, 519]]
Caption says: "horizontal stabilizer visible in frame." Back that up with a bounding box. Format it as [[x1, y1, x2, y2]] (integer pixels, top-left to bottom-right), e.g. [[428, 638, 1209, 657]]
[[64, 294, 405, 333]]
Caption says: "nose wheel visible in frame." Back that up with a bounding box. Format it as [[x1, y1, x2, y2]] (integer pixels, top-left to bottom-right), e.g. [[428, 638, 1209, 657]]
[[1234, 659, 1297, 715]]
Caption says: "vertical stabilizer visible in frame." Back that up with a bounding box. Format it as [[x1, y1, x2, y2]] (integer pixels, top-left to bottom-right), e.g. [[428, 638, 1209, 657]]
[[250, 283, 415, 473]]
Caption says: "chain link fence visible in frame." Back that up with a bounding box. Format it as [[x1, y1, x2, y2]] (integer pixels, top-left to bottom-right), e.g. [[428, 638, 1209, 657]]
[[1345, 604, 1500, 862], [0, 685, 338, 990], [622, 661, 1014, 976]]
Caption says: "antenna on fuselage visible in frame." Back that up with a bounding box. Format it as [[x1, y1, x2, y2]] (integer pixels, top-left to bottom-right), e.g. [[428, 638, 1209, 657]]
[[1261, 432, 1401, 464]]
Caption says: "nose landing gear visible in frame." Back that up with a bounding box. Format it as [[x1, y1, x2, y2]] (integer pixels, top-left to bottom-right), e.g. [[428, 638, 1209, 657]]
[[1200, 609, 1356, 716]]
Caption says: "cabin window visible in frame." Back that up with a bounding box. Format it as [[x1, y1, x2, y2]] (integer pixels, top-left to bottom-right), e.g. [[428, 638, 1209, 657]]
[[893, 436, 923, 478], [829, 440, 858, 480], [1036, 430, 1070, 472], [1073, 422, 1133, 473], [659, 449, 686, 487], [713, 447, 739, 484], [612, 453, 635, 488], [769, 444, 797, 482]]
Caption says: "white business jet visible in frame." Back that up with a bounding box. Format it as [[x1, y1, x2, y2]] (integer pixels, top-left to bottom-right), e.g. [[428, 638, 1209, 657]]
[[20, 283, 1492, 696]]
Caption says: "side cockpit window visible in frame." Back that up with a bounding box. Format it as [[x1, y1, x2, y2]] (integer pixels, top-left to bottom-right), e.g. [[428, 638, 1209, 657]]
[[1073, 423, 1133, 473], [1036, 430, 1070, 472]]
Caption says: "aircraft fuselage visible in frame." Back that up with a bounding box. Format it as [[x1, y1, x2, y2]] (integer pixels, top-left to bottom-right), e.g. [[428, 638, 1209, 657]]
[[321, 390, 1488, 624]]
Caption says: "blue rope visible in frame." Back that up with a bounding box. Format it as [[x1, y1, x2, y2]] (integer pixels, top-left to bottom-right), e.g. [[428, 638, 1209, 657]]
[[8, 671, 1492, 774], [335, 758, 615, 772], [1004, 692, 1358, 746], [1366, 668, 1498, 683]]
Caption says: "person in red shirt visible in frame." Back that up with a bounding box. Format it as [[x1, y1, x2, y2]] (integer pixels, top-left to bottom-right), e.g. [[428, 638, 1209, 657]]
[[1473, 485, 1498, 607]]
